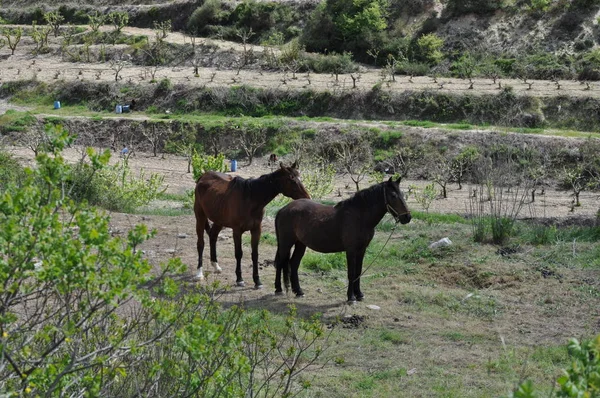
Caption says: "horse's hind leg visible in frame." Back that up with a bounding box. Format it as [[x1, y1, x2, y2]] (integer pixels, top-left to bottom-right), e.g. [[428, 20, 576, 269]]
[[250, 226, 263, 289], [289, 243, 307, 297], [232, 228, 245, 287], [274, 250, 283, 294], [208, 224, 223, 274], [194, 211, 207, 280], [274, 245, 292, 295]]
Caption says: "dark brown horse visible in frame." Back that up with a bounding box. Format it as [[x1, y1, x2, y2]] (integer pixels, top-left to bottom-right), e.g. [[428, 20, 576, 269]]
[[274, 177, 411, 303], [194, 162, 310, 288]]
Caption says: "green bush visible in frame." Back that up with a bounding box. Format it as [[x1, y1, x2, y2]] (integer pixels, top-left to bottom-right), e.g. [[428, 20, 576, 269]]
[[187, 0, 224, 35], [300, 0, 388, 60], [301, 51, 358, 74], [511, 335, 600, 397], [415, 33, 444, 66], [191, 151, 228, 180], [68, 154, 166, 213], [0, 151, 26, 191]]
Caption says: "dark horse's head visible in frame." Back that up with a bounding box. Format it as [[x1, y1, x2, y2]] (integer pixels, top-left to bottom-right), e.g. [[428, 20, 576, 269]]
[[274, 161, 311, 199], [384, 176, 411, 224]]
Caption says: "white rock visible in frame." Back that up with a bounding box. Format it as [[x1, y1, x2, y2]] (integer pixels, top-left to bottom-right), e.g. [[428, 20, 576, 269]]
[[366, 304, 381, 310], [429, 237, 452, 249]]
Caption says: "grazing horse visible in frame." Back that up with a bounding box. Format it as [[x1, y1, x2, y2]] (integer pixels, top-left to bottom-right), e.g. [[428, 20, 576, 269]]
[[274, 177, 411, 303], [194, 162, 310, 288]]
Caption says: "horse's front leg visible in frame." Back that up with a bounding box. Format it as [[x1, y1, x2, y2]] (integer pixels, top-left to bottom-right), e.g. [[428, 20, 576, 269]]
[[345, 250, 358, 303], [353, 247, 367, 301], [208, 224, 223, 274], [250, 226, 263, 289], [233, 228, 245, 287]]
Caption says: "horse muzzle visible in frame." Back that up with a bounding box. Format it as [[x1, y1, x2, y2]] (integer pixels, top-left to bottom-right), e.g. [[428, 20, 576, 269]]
[[397, 213, 411, 224]]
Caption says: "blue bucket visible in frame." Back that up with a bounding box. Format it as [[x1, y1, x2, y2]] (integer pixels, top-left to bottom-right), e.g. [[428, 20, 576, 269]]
[[122, 105, 130, 113], [115, 105, 122, 114], [53, 101, 61, 109], [230, 159, 237, 172]]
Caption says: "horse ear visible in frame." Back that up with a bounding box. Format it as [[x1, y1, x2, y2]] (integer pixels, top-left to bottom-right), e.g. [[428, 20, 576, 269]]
[[388, 176, 393, 183], [395, 176, 402, 184], [280, 161, 285, 169], [291, 161, 298, 169]]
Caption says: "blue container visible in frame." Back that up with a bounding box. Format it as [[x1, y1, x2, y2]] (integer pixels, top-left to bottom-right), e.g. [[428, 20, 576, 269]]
[[122, 105, 130, 113], [230, 159, 237, 172], [115, 105, 122, 114], [53, 101, 61, 109]]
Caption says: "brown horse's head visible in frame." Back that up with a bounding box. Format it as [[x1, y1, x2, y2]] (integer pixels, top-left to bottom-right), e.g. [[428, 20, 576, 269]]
[[275, 161, 311, 199], [384, 176, 411, 224]]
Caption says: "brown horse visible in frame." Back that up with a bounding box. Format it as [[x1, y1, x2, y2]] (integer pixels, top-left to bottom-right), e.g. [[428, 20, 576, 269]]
[[194, 162, 310, 288], [274, 177, 411, 303]]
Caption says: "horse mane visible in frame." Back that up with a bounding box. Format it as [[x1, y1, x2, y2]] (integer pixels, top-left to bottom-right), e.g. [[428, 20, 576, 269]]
[[228, 171, 278, 196], [334, 182, 383, 210]]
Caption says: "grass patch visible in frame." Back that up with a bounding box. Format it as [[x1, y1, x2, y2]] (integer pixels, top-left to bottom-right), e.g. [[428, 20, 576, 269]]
[[301, 251, 346, 272], [446, 123, 473, 130], [0, 110, 36, 133], [402, 120, 437, 128], [378, 329, 408, 345]]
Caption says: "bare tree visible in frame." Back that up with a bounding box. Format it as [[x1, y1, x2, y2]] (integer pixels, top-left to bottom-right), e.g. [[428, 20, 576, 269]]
[[429, 153, 453, 199], [235, 124, 268, 166], [109, 52, 129, 82], [141, 122, 172, 157], [236, 28, 255, 75], [451, 146, 480, 190], [334, 139, 373, 192]]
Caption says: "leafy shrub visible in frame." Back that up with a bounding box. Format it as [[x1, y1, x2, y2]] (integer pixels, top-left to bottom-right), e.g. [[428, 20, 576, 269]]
[[187, 0, 224, 35], [396, 61, 430, 76], [510, 335, 600, 397], [415, 33, 444, 66], [191, 151, 228, 180], [68, 154, 166, 213], [301, 51, 358, 74], [300, 0, 388, 59], [229, 0, 297, 39], [0, 151, 26, 191], [301, 162, 336, 199]]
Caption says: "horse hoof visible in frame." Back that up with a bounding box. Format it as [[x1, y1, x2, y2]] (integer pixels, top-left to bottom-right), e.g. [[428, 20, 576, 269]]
[[254, 284, 263, 290], [195, 271, 205, 280], [236, 281, 245, 287], [347, 299, 357, 305], [356, 294, 365, 302], [295, 292, 305, 298], [211, 261, 222, 273], [274, 291, 284, 296]]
